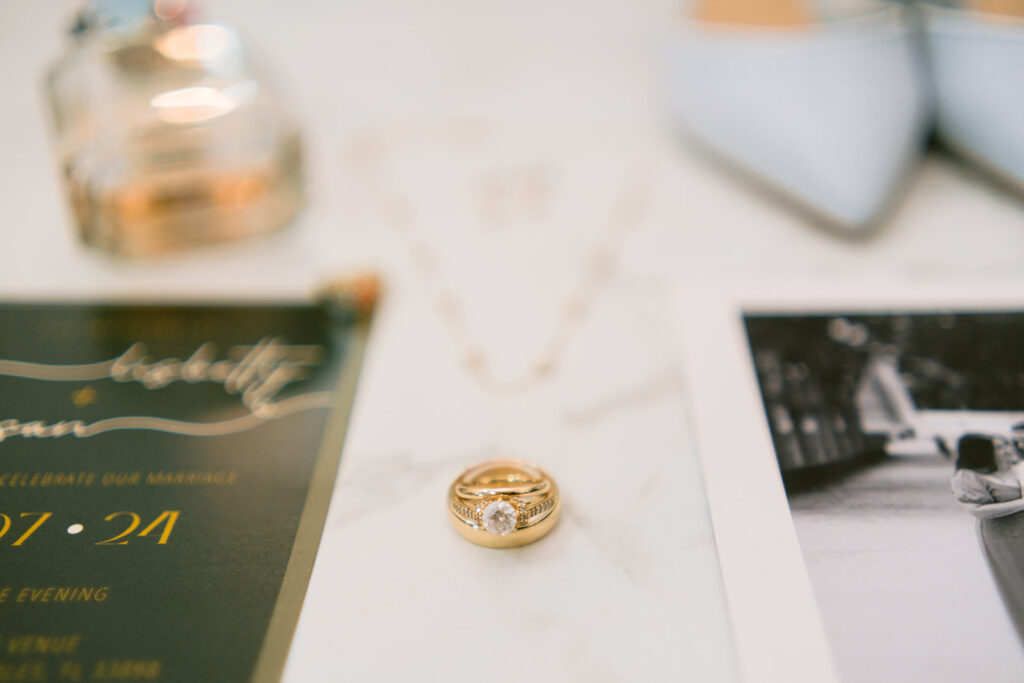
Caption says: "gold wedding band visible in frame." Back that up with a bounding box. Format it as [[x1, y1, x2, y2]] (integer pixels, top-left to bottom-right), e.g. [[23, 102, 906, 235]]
[[448, 459, 561, 548]]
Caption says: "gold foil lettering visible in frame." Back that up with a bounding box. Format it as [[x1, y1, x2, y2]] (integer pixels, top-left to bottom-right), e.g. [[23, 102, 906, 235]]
[[13, 587, 109, 603], [89, 660, 160, 681]]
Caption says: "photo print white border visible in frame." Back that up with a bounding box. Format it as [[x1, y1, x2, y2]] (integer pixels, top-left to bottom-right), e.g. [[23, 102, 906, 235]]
[[672, 284, 1024, 683]]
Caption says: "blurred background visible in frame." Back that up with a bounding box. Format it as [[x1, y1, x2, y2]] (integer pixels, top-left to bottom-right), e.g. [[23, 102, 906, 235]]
[[4, 0, 1024, 298]]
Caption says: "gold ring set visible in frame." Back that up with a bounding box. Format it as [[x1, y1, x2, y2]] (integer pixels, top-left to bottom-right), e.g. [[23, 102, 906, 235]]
[[447, 459, 560, 548]]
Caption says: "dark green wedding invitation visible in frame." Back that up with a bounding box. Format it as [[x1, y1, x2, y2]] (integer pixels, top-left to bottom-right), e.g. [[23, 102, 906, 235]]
[[0, 297, 371, 683]]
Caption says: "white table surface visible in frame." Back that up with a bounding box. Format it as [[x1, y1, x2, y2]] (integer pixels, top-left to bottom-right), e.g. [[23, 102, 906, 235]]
[[3, 2, 1024, 681]]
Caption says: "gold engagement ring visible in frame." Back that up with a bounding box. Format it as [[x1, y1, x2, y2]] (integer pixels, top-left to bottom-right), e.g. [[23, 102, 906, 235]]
[[448, 459, 560, 548]]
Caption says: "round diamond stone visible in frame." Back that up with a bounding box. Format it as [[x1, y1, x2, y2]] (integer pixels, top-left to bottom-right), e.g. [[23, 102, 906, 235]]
[[480, 500, 518, 536]]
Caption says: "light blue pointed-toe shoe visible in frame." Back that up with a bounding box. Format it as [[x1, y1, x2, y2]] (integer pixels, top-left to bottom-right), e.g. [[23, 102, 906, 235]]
[[668, 1, 932, 232], [922, 1, 1024, 193]]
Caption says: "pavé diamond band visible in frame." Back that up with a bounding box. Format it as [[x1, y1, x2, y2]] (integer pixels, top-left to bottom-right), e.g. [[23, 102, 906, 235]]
[[448, 459, 560, 548]]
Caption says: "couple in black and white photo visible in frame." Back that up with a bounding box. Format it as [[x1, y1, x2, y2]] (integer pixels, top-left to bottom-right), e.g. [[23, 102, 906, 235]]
[[953, 427, 1024, 644]]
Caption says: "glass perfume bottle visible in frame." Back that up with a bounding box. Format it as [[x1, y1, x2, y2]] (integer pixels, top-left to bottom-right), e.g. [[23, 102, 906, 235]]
[[45, 0, 304, 257]]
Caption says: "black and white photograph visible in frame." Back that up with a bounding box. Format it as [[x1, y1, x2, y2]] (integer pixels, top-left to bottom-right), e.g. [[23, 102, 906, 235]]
[[744, 311, 1024, 683]]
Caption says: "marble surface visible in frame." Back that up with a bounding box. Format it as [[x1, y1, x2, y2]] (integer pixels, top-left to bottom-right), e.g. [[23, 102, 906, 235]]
[[3, 1, 1024, 681]]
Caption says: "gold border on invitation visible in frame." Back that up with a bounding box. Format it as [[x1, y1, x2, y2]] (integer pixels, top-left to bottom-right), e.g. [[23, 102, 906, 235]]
[[250, 320, 371, 683]]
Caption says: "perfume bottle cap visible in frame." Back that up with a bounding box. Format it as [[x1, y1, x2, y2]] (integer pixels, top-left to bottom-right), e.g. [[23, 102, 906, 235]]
[[71, 0, 198, 37]]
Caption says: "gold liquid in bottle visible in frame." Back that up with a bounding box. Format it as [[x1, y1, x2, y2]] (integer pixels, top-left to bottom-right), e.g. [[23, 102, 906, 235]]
[[48, 1, 304, 257]]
